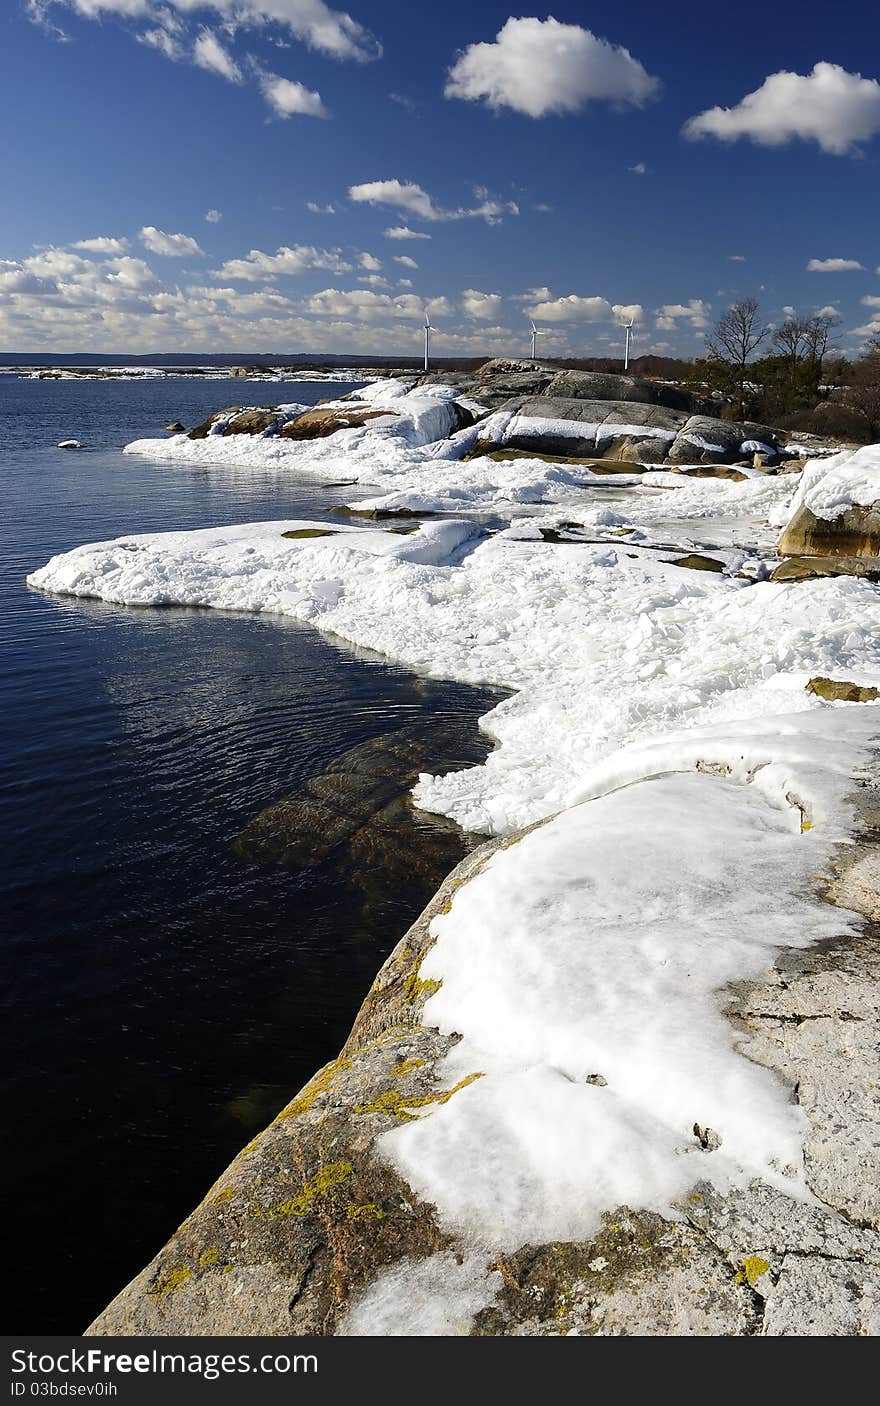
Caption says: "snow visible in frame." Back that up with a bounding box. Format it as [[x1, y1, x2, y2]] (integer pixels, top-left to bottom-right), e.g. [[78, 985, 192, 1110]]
[[777, 442, 880, 526], [341, 1252, 502, 1336], [26, 377, 880, 1289]]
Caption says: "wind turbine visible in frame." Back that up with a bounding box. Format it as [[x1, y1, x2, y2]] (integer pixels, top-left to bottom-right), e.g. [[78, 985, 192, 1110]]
[[423, 310, 435, 372], [529, 317, 539, 360], [623, 318, 635, 372]]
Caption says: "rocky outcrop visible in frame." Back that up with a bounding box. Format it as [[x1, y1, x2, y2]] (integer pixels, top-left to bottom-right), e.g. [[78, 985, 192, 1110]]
[[667, 416, 782, 466], [87, 757, 880, 1338], [543, 369, 697, 413], [479, 397, 688, 463], [771, 556, 880, 583]]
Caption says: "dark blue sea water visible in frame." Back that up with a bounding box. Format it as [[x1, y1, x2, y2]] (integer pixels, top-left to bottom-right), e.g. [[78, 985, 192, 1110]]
[[0, 374, 498, 1331]]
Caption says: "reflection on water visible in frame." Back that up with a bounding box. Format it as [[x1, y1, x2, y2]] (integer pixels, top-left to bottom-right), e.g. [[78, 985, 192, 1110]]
[[0, 376, 502, 1331]]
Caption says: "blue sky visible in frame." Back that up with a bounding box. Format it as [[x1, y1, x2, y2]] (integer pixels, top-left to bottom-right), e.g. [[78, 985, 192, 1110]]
[[2, 1, 879, 357]]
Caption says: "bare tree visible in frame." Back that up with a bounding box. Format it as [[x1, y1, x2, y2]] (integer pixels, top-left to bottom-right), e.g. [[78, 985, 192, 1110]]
[[803, 311, 840, 366], [706, 297, 769, 416], [846, 335, 880, 439]]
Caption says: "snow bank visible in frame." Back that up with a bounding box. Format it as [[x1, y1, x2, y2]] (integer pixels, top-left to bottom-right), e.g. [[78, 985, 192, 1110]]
[[384, 709, 872, 1248], [776, 442, 880, 527], [28, 500, 880, 834]]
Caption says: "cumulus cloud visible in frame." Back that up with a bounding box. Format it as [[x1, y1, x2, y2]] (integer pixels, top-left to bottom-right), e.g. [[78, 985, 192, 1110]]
[[306, 201, 335, 214], [258, 71, 328, 118], [29, 1, 381, 64], [72, 236, 129, 254], [612, 303, 643, 323], [462, 288, 503, 320], [140, 226, 204, 257], [350, 179, 517, 224], [526, 293, 613, 322], [205, 209, 222, 224], [393, 255, 418, 269], [358, 251, 382, 271], [445, 16, 661, 118], [383, 226, 431, 240], [807, 257, 865, 272], [683, 62, 880, 156], [861, 294, 880, 309], [654, 300, 710, 332], [214, 244, 352, 280], [303, 287, 452, 321]]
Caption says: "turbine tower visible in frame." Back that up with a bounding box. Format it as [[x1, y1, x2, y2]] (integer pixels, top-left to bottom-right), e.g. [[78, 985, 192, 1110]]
[[423, 311, 435, 372], [623, 318, 635, 372], [529, 318, 539, 360]]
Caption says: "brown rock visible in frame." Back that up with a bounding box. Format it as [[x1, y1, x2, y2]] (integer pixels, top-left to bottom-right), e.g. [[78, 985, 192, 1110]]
[[806, 676, 880, 703], [778, 503, 880, 559]]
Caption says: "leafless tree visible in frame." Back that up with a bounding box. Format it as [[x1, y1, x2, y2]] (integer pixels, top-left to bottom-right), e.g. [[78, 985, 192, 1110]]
[[803, 312, 840, 366], [706, 297, 769, 415], [847, 335, 880, 439]]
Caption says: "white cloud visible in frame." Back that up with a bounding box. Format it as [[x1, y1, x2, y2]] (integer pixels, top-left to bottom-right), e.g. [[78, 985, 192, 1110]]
[[72, 236, 129, 254], [214, 244, 351, 280], [383, 225, 431, 241], [462, 288, 503, 320], [683, 62, 880, 156], [628, 162, 647, 175], [350, 179, 517, 225], [258, 71, 328, 119], [139, 25, 183, 61], [512, 286, 551, 303], [306, 201, 335, 214], [526, 293, 613, 322], [807, 257, 865, 272], [393, 254, 418, 269], [729, 254, 746, 262], [303, 288, 452, 321], [397, 278, 413, 288], [814, 304, 839, 317], [654, 300, 710, 332], [612, 303, 643, 323], [358, 251, 382, 271], [193, 28, 241, 82], [30, 2, 381, 64], [140, 226, 204, 257], [861, 295, 880, 309], [445, 16, 661, 118], [358, 273, 389, 287], [205, 209, 222, 224]]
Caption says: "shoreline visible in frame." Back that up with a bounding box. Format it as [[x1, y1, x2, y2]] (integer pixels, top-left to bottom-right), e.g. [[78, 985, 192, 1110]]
[[29, 368, 880, 1335]]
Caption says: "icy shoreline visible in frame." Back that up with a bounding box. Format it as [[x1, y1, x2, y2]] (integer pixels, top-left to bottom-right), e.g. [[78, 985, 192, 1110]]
[[30, 377, 880, 1334]]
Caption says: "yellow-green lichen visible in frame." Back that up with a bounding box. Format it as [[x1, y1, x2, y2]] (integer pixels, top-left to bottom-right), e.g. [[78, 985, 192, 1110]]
[[273, 1056, 352, 1123], [211, 1187, 234, 1207], [391, 1058, 425, 1077], [270, 1160, 353, 1217], [736, 1255, 771, 1287], [355, 1072, 483, 1121], [346, 1204, 385, 1221], [402, 961, 441, 1003], [199, 1248, 221, 1266], [149, 1265, 192, 1297]]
